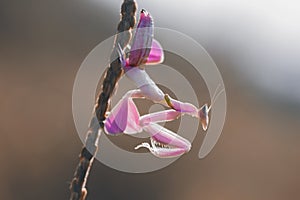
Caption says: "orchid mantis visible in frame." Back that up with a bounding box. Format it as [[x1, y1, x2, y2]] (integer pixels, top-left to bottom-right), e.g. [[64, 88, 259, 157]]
[[104, 9, 210, 158]]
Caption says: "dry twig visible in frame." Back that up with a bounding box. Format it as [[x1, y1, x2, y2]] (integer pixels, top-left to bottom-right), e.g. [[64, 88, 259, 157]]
[[69, 1, 137, 199]]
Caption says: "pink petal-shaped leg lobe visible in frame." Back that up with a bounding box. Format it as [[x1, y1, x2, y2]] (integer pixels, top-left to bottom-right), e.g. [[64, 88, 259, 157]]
[[105, 96, 142, 135], [146, 39, 164, 65]]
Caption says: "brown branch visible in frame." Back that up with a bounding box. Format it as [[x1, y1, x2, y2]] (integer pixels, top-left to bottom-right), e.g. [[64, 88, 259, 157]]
[[69, 1, 137, 199]]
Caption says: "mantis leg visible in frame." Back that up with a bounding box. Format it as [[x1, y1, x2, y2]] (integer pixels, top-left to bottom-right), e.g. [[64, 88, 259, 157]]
[[104, 89, 180, 135], [104, 89, 144, 135], [105, 89, 192, 158], [135, 123, 191, 158], [164, 94, 199, 117]]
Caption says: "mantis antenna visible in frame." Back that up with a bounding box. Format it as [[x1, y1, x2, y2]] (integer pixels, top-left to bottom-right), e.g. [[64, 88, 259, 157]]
[[208, 84, 225, 112]]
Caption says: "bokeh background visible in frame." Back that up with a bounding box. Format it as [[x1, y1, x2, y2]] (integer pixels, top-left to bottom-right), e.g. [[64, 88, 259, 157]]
[[1, 0, 299, 199]]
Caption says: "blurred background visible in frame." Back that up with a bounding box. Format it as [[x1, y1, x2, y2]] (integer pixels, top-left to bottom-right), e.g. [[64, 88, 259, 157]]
[[1, 0, 299, 199]]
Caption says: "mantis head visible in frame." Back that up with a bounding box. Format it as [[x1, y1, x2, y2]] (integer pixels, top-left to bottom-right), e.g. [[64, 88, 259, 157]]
[[199, 104, 209, 131], [199, 84, 225, 131]]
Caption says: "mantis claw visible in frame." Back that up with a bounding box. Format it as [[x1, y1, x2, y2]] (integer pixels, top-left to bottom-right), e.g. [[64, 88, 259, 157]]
[[134, 142, 154, 155]]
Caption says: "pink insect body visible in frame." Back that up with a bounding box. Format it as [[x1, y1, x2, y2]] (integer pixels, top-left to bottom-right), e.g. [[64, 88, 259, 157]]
[[128, 9, 153, 66], [104, 9, 209, 158]]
